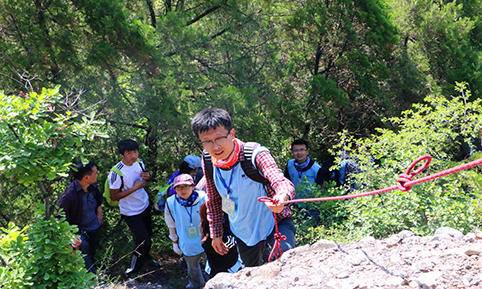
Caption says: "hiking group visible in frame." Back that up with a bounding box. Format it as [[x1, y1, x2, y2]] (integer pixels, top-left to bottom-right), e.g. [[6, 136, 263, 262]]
[[59, 108, 357, 289]]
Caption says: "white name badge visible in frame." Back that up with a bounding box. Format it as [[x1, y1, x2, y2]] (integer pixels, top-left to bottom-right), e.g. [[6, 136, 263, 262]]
[[222, 196, 235, 216], [187, 225, 199, 239]]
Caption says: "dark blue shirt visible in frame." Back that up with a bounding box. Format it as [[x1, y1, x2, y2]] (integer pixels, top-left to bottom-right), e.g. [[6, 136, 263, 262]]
[[80, 191, 101, 231], [59, 180, 102, 229]]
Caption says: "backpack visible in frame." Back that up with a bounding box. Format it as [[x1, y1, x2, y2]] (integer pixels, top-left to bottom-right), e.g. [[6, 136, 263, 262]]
[[103, 161, 146, 207], [103, 165, 123, 207], [155, 183, 171, 212], [202, 142, 270, 186]]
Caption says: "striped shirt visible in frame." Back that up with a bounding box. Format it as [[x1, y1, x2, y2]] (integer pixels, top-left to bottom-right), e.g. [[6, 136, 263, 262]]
[[204, 149, 295, 239]]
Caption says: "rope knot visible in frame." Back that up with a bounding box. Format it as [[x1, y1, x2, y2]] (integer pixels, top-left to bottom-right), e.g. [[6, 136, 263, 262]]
[[274, 232, 287, 241], [397, 155, 432, 192], [397, 173, 413, 191]]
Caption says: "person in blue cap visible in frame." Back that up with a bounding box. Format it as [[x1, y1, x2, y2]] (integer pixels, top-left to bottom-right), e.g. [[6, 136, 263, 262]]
[[156, 155, 203, 211]]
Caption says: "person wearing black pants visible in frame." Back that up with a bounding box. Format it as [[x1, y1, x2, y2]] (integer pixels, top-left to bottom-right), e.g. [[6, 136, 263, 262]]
[[235, 238, 265, 267], [200, 203, 240, 277], [109, 139, 157, 275], [191, 108, 296, 269], [122, 205, 153, 270], [79, 228, 102, 272]]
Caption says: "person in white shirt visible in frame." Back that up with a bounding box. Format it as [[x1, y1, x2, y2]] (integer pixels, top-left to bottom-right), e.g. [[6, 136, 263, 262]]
[[109, 139, 156, 275]]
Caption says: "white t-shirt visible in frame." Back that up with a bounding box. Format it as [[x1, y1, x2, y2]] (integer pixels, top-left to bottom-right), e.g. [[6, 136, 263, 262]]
[[109, 161, 149, 216]]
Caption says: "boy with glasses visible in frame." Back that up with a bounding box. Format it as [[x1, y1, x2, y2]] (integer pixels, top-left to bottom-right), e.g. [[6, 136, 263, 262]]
[[191, 108, 296, 267], [285, 139, 333, 226]]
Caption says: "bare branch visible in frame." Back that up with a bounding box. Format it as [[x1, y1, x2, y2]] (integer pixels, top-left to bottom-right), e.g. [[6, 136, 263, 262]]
[[185, 3, 223, 26], [8, 124, 22, 144], [105, 119, 149, 130]]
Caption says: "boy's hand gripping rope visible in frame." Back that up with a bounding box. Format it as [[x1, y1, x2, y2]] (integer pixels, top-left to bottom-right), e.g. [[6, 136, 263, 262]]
[[258, 155, 482, 262]]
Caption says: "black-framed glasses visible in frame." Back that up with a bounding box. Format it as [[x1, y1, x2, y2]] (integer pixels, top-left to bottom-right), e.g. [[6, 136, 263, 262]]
[[200, 131, 231, 148], [291, 148, 307, 153]]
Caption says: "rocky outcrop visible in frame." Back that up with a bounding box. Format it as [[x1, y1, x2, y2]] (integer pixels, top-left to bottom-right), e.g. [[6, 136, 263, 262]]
[[205, 227, 482, 289]]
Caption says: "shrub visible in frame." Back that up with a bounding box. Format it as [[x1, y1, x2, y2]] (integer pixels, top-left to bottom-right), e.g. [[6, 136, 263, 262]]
[[0, 218, 96, 289], [296, 82, 481, 244]]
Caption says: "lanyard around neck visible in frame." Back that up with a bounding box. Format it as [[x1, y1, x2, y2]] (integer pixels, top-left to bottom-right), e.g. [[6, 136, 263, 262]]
[[184, 206, 194, 225], [216, 167, 235, 196]]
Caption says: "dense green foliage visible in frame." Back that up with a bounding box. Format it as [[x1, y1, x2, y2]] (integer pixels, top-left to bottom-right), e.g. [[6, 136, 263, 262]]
[[337, 83, 481, 238], [0, 219, 95, 289], [295, 83, 481, 244], [387, 0, 481, 96], [0, 87, 106, 219], [1, 0, 479, 166], [0, 0, 480, 286]]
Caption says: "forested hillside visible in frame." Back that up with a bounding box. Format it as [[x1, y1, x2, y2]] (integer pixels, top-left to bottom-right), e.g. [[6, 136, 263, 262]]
[[0, 0, 480, 288]]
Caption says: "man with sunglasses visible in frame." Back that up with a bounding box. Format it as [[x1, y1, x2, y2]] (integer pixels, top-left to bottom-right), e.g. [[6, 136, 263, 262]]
[[191, 108, 296, 267]]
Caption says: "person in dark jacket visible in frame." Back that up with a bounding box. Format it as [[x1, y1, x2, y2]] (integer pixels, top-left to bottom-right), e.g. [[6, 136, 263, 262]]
[[59, 160, 102, 273]]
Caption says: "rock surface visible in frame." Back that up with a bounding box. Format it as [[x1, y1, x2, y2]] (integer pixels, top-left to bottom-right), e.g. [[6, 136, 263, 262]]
[[205, 228, 482, 289]]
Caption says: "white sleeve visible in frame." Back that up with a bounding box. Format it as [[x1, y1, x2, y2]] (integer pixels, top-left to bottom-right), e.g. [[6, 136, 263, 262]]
[[164, 205, 178, 242], [168, 228, 178, 243], [108, 171, 122, 190], [164, 204, 176, 229]]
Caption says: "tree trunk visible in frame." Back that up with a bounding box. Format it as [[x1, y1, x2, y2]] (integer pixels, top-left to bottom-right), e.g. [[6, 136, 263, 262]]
[[38, 181, 53, 219], [145, 0, 157, 28], [33, 0, 60, 81], [164, 0, 172, 13], [144, 126, 160, 180]]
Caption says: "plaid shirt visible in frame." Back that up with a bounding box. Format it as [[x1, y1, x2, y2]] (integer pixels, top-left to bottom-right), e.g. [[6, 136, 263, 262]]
[[204, 147, 295, 239]]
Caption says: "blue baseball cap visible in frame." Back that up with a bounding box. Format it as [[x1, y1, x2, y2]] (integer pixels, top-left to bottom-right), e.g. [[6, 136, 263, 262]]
[[184, 155, 202, 169]]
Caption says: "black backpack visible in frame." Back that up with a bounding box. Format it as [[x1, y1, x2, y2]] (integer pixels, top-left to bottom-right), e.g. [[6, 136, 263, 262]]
[[202, 142, 270, 185]]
